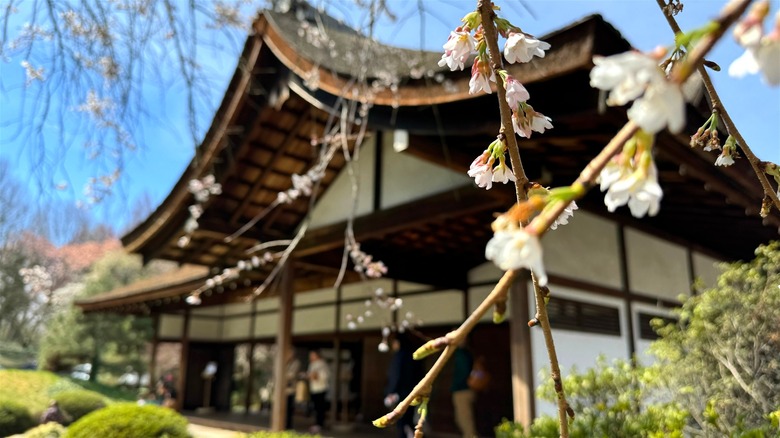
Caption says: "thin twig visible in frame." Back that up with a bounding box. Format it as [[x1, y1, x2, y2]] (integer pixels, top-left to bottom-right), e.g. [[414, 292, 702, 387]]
[[655, 0, 780, 214]]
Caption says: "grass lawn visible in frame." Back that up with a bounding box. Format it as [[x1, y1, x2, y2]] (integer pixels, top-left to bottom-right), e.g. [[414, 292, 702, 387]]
[[0, 369, 136, 416]]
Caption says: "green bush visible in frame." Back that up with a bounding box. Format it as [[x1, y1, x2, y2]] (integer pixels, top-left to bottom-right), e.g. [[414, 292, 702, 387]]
[[0, 399, 36, 436], [496, 358, 687, 438], [65, 403, 190, 438], [53, 390, 106, 422], [246, 432, 319, 438], [22, 422, 66, 438]]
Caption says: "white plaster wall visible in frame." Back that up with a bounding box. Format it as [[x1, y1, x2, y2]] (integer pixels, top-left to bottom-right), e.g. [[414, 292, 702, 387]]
[[191, 305, 223, 316], [397, 281, 430, 294], [401, 290, 463, 326], [222, 301, 252, 316], [468, 262, 504, 284], [380, 131, 472, 210], [254, 312, 279, 338], [692, 252, 722, 289], [255, 297, 279, 312], [189, 317, 221, 341], [309, 137, 376, 228], [625, 228, 690, 301], [631, 302, 675, 366], [293, 305, 336, 335], [295, 288, 336, 306], [341, 279, 393, 300], [158, 314, 184, 339], [529, 283, 629, 416], [222, 316, 252, 341], [339, 301, 386, 331], [542, 211, 622, 289]]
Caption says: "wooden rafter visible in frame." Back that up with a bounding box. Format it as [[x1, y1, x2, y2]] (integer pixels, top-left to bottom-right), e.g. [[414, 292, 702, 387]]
[[230, 110, 311, 225]]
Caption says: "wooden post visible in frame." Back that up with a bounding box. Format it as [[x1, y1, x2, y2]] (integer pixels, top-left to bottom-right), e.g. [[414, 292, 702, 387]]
[[244, 342, 256, 414], [177, 309, 191, 411], [244, 300, 258, 414], [271, 262, 294, 431], [148, 313, 160, 388], [509, 277, 534, 427]]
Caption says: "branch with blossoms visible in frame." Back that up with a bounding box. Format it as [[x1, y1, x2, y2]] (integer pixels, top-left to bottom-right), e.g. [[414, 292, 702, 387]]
[[372, 1, 755, 437], [657, 0, 780, 217]]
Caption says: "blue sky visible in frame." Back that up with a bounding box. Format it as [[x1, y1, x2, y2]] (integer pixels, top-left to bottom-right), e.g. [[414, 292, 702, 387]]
[[0, 0, 778, 238]]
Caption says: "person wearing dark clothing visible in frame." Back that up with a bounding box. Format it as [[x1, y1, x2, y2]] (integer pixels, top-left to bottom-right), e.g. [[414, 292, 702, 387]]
[[385, 334, 424, 438], [451, 345, 476, 438]]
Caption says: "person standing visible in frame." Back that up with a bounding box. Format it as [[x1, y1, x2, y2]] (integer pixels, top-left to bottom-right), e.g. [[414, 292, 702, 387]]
[[451, 343, 476, 438], [385, 334, 424, 438], [307, 349, 330, 433]]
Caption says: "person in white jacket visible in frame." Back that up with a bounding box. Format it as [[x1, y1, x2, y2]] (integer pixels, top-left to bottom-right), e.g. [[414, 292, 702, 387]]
[[307, 350, 330, 433]]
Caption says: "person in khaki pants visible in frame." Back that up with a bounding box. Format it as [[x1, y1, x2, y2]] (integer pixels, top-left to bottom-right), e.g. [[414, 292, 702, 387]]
[[451, 343, 476, 437]]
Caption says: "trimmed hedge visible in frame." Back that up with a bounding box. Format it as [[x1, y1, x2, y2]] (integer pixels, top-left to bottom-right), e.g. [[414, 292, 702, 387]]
[[22, 421, 66, 438], [53, 390, 106, 422], [65, 403, 190, 438], [0, 399, 35, 436]]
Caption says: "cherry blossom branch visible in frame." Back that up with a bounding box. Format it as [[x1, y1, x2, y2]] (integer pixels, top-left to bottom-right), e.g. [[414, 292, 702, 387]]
[[477, 1, 571, 435], [527, 0, 753, 237], [373, 270, 517, 429], [478, 0, 529, 204], [656, 0, 780, 215]]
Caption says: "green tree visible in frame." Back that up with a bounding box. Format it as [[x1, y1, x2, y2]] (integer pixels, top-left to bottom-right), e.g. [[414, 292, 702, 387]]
[[651, 241, 780, 436], [39, 251, 171, 381]]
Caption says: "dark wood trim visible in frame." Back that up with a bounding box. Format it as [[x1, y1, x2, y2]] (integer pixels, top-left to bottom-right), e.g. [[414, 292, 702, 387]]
[[176, 308, 191, 411], [271, 262, 294, 431], [686, 246, 697, 295], [617, 226, 636, 358], [149, 313, 160, 387], [244, 299, 258, 413], [509, 277, 534, 426]]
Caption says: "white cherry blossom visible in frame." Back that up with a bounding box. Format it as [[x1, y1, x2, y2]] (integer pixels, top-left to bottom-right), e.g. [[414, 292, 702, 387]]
[[512, 108, 553, 138], [550, 201, 578, 230], [626, 82, 685, 134], [468, 151, 495, 189], [504, 76, 530, 109], [468, 58, 494, 95], [492, 162, 517, 184], [590, 52, 685, 134], [504, 32, 551, 64], [485, 229, 547, 286], [602, 161, 663, 217], [715, 152, 735, 166], [438, 29, 476, 71], [729, 37, 780, 85]]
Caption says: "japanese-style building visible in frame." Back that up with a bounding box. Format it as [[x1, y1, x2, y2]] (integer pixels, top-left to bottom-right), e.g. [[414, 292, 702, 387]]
[[76, 3, 779, 435]]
